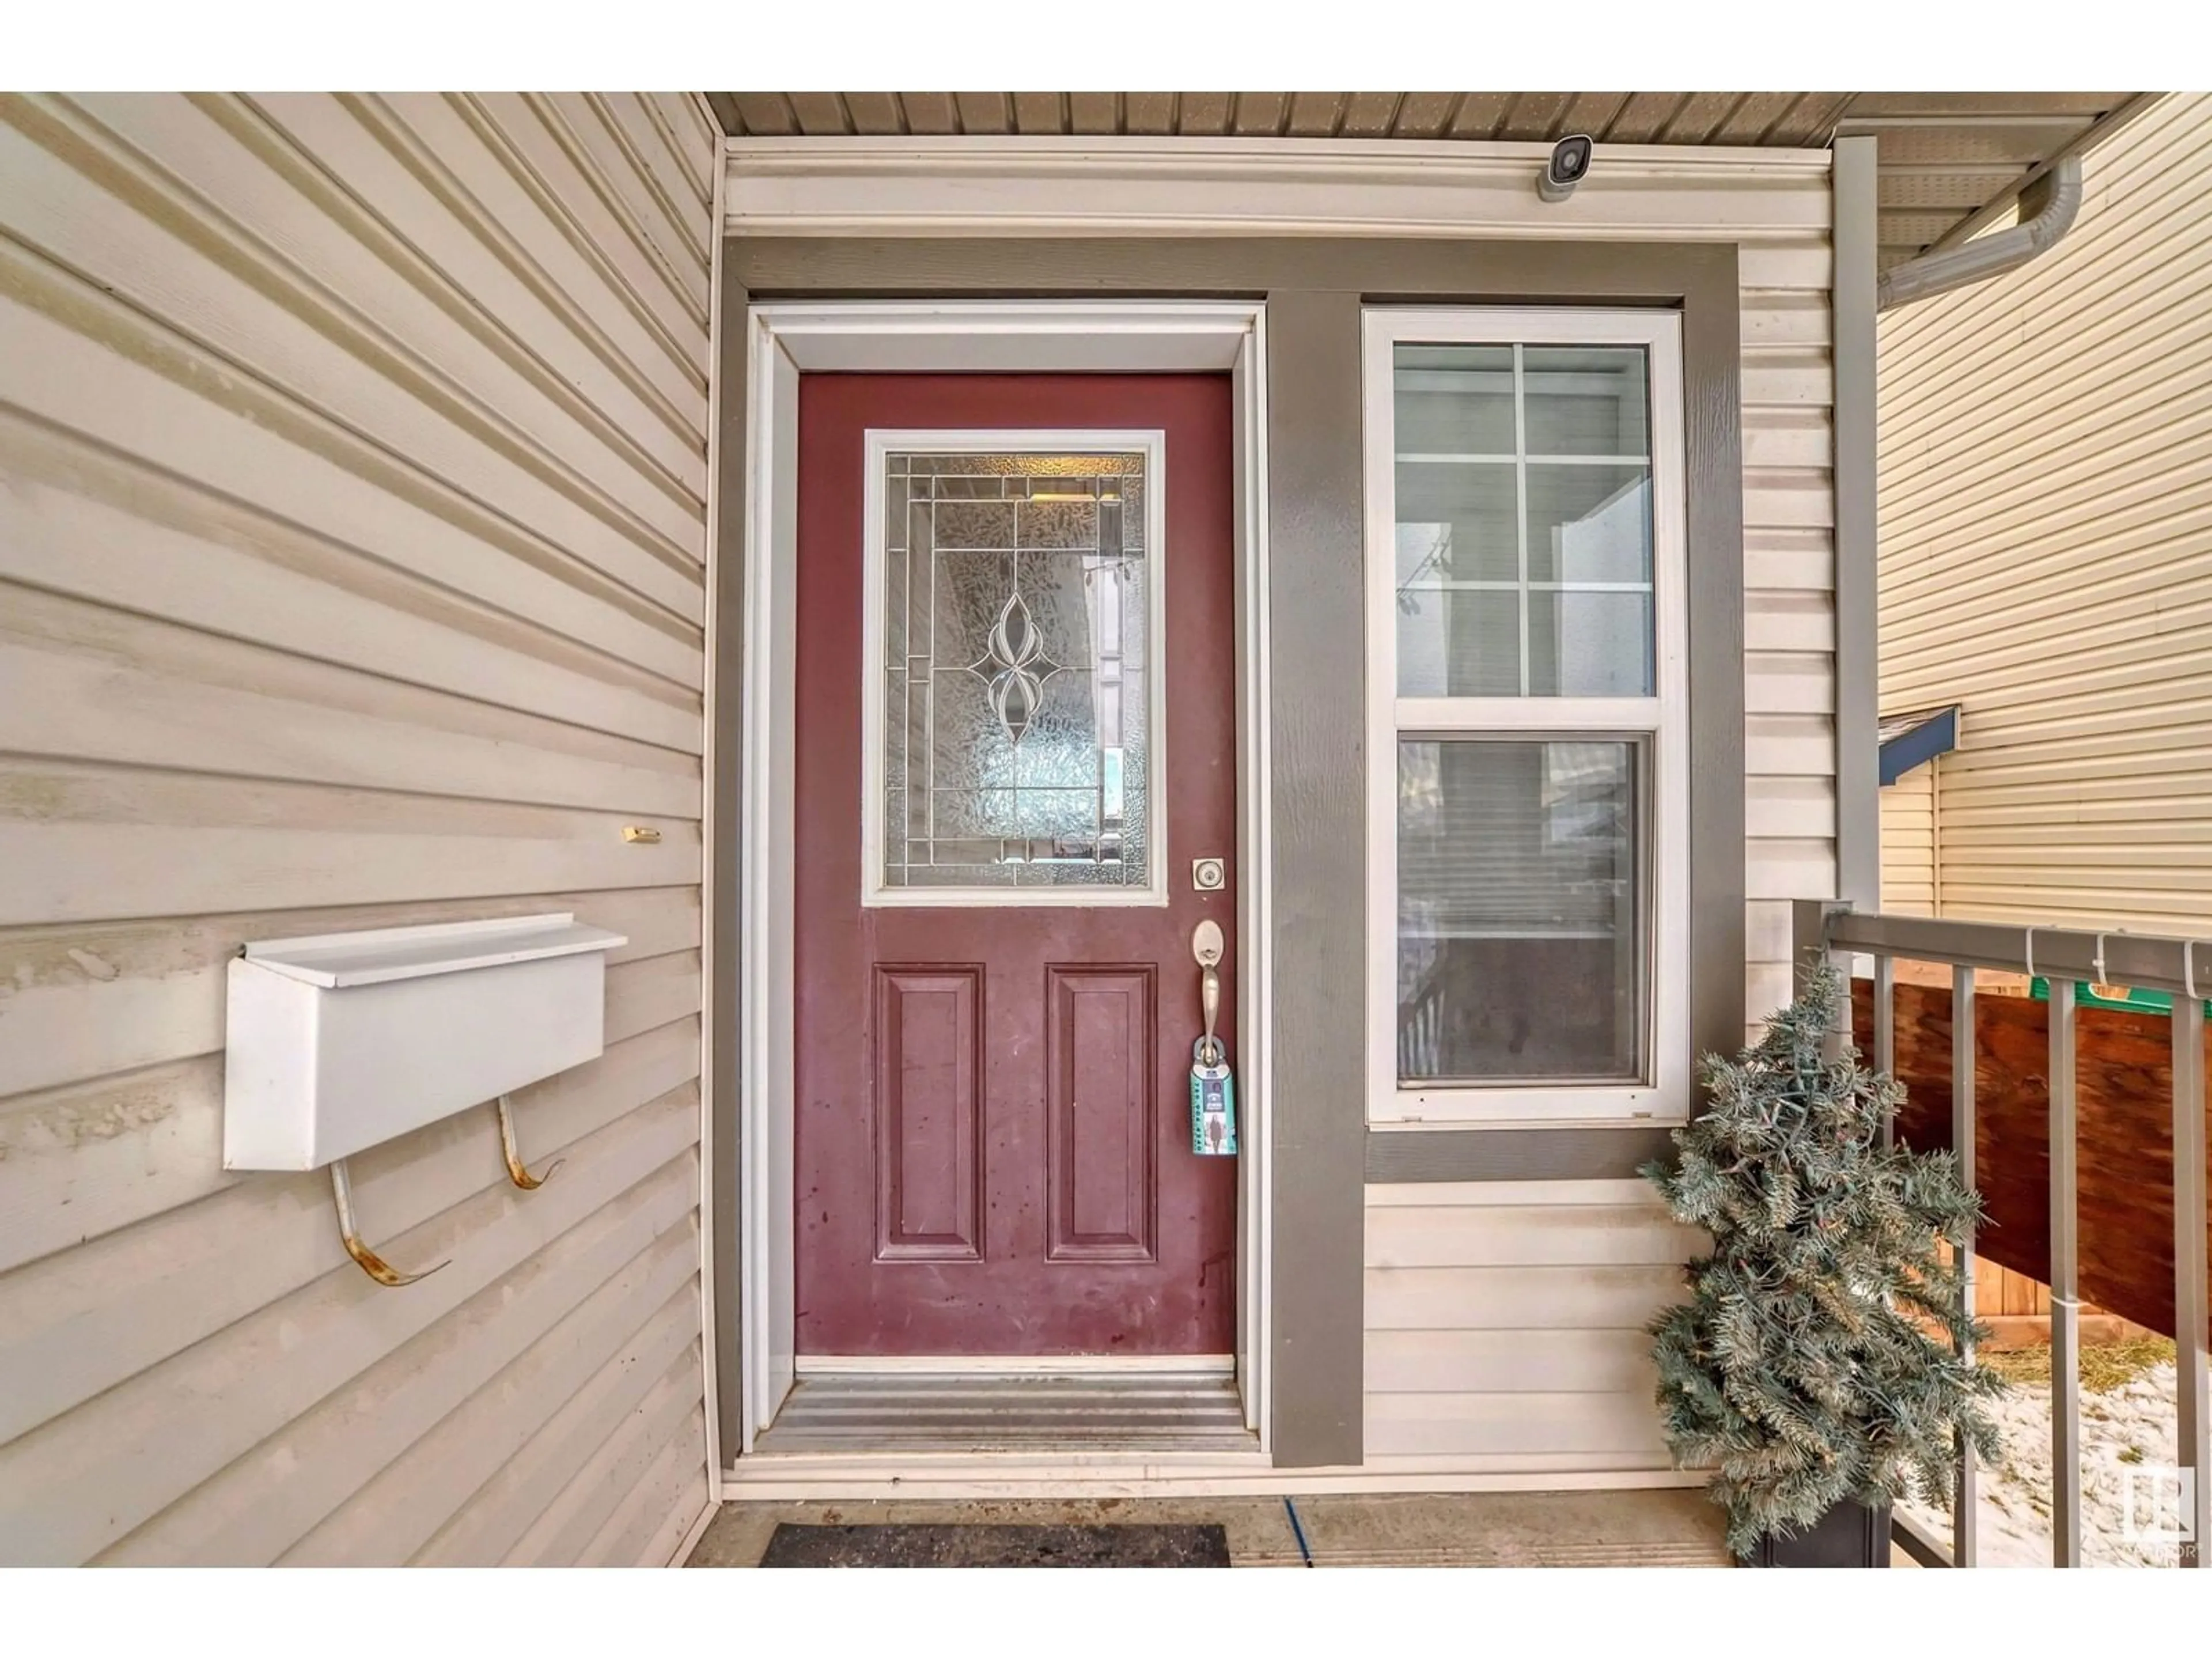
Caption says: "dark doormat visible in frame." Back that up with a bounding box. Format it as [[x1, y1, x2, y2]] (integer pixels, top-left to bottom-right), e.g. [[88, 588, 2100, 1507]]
[[758, 1522, 1232, 1567]]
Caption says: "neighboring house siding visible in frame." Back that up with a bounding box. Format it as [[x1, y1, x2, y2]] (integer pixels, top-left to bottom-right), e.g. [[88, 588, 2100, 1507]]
[[1880, 760, 1938, 916], [1364, 1182, 1701, 1472], [0, 93, 717, 1565], [1878, 92, 2212, 933]]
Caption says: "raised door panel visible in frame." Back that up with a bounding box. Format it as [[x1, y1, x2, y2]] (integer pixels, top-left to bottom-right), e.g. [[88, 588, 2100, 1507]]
[[1045, 966, 1156, 1263], [873, 967, 983, 1260]]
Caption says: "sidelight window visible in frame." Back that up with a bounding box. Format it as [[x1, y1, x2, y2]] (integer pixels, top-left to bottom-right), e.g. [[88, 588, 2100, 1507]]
[[1365, 310, 1690, 1124]]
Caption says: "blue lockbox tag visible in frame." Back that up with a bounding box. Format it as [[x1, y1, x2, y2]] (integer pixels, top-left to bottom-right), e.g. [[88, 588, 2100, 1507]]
[[1190, 1037, 1237, 1157]]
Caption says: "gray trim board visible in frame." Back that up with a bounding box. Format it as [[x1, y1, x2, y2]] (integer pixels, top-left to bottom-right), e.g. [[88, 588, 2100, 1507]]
[[1263, 290, 1368, 1467], [1679, 240, 1751, 1077], [709, 268, 748, 1464], [1832, 135, 1881, 907], [732, 236, 1738, 305], [719, 230, 1756, 1463], [1366, 1127, 1680, 1184]]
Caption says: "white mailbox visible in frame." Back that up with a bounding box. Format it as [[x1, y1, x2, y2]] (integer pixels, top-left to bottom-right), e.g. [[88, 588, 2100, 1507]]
[[224, 912, 628, 1172]]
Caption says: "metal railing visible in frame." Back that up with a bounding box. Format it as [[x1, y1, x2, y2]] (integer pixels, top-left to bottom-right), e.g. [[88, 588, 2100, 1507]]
[[1793, 900, 2211, 1569]]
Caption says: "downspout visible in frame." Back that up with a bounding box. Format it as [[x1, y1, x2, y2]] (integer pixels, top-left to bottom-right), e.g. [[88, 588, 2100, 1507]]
[[1877, 155, 2083, 310]]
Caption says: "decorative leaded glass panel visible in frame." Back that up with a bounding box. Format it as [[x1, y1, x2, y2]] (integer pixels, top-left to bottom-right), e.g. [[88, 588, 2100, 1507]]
[[880, 448, 1153, 893]]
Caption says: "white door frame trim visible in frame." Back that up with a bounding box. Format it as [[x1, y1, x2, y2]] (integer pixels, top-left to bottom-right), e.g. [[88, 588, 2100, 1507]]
[[733, 299, 1273, 1465]]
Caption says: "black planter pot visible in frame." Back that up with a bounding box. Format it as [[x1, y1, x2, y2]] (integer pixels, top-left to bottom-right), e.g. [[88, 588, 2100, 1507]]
[[1742, 1501, 1892, 1567]]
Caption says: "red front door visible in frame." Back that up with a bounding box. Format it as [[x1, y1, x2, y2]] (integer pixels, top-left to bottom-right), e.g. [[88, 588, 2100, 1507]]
[[794, 373, 1238, 1357]]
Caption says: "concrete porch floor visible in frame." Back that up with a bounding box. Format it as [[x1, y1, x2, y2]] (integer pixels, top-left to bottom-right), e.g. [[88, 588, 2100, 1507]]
[[687, 1490, 1732, 1567]]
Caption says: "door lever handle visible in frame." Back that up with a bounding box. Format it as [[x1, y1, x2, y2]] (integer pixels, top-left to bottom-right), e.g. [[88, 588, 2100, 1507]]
[[1192, 919, 1225, 1067]]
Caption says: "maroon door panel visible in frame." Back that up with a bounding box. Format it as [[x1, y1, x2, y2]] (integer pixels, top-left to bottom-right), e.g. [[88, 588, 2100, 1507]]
[[795, 373, 1237, 1356]]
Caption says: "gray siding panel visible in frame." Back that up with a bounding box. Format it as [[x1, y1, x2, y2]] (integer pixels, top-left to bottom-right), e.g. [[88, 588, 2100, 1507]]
[[1681, 245, 1751, 1066], [0, 91, 717, 1566]]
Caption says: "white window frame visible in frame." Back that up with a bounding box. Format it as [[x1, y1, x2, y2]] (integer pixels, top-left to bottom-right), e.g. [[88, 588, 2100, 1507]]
[[1363, 306, 1690, 1127], [859, 426, 1171, 909]]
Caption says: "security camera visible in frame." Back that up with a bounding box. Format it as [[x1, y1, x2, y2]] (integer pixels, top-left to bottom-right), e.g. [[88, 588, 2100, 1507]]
[[1537, 135, 1593, 203]]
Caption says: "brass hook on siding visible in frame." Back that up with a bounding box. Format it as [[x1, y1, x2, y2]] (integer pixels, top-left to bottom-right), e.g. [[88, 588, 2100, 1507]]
[[330, 1158, 449, 1288], [495, 1093, 562, 1190]]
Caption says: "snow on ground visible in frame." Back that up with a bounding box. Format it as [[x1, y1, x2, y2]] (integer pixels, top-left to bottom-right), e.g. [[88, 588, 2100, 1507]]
[[1900, 1358, 2185, 1567]]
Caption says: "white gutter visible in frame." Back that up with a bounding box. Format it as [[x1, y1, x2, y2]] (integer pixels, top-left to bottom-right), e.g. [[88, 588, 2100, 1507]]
[[1876, 154, 2082, 310]]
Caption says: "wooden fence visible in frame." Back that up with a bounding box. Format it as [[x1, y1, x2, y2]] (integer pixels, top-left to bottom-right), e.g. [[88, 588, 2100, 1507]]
[[1850, 976, 2211, 1349], [1964, 1257, 2148, 1349]]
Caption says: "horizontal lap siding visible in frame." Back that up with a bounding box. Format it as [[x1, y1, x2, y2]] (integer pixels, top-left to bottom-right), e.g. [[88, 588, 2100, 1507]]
[[1879, 94, 2212, 933], [0, 91, 717, 1565], [1743, 249, 1839, 1027], [1364, 1184, 1703, 1465], [1880, 762, 1938, 916]]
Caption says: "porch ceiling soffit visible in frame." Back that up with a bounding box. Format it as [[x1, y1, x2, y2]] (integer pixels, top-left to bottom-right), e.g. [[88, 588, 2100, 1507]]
[[702, 92, 2157, 271]]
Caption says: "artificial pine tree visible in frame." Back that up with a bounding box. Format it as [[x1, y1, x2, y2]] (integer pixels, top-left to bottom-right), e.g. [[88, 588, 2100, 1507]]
[[1642, 964, 2007, 1559]]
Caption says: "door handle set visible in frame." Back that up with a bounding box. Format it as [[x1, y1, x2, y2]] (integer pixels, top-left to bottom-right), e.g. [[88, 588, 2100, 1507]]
[[1189, 919, 1237, 1155], [1192, 919, 1225, 1068]]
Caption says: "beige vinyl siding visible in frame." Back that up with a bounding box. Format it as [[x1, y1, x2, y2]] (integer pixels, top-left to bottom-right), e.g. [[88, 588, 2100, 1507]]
[[1879, 92, 2212, 934], [1880, 760, 1938, 916], [1364, 1182, 1699, 1470], [0, 91, 719, 1566], [1743, 259, 1840, 1025]]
